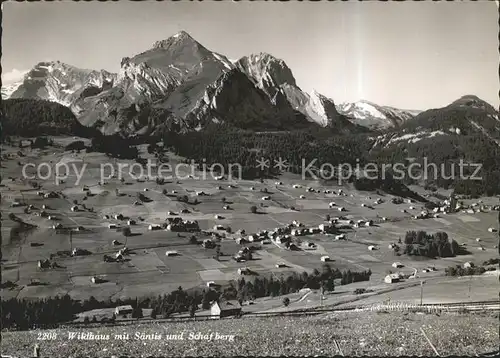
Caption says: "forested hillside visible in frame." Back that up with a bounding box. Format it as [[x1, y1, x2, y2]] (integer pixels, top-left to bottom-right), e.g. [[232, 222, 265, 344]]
[[1, 98, 96, 137]]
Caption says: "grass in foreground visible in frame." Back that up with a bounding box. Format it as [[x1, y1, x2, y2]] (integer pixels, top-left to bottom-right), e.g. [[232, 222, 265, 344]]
[[2, 311, 498, 357]]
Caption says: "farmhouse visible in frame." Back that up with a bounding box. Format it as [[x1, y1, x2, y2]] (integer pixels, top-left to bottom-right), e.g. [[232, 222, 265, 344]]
[[114, 305, 133, 316], [368, 245, 377, 251], [203, 239, 215, 248], [275, 262, 287, 268], [91, 276, 104, 284], [392, 262, 404, 268], [487, 228, 497, 233], [210, 300, 242, 319], [165, 250, 178, 256], [321, 255, 330, 262], [37, 259, 51, 269], [384, 274, 401, 284], [237, 268, 250, 275], [338, 207, 345, 212], [261, 196, 270, 200], [318, 223, 333, 233], [463, 262, 475, 268], [71, 248, 87, 256]]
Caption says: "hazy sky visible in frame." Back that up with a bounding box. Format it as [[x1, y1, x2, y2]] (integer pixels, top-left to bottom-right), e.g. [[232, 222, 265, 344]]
[[2, 1, 498, 109]]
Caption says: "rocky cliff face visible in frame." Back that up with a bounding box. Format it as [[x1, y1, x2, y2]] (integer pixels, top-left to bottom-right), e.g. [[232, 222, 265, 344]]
[[237, 53, 356, 131], [185, 69, 310, 131]]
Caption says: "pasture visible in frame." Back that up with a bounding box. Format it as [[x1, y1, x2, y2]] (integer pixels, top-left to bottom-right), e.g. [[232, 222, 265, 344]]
[[1, 137, 499, 306]]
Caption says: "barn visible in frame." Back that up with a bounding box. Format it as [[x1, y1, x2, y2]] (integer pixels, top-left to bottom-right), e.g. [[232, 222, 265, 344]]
[[114, 305, 133, 315], [384, 274, 400, 284], [210, 300, 242, 319]]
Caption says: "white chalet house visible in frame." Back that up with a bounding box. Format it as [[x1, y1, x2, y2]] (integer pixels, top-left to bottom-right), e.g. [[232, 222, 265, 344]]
[[114, 305, 133, 315]]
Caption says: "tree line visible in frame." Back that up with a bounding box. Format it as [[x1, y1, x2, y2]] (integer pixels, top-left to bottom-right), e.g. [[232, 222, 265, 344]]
[[1, 98, 97, 137], [403, 230, 463, 258], [1, 264, 371, 330]]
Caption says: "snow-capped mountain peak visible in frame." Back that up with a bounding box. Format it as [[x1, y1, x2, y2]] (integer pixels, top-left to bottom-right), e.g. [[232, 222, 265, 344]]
[[1, 80, 24, 99], [336, 100, 421, 130]]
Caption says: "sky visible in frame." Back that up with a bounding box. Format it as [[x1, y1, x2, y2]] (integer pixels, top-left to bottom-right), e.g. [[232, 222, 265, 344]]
[[2, 1, 498, 110]]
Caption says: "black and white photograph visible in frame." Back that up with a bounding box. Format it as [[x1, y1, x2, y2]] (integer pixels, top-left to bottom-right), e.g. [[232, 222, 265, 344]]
[[1, 0, 499, 357]]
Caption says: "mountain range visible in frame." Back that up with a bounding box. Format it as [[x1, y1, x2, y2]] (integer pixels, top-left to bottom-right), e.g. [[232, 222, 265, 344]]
[[2, 30, 498, 138], [2, 31, 425, 135]]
